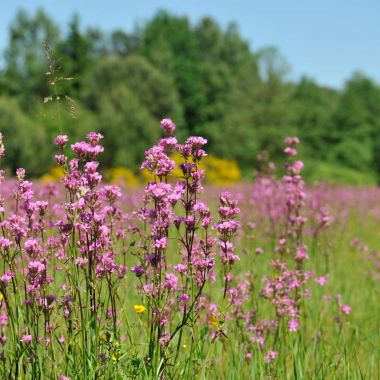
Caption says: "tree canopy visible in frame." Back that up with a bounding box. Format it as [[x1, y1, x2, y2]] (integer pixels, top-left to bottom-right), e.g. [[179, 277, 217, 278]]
[[0, 8, 379, 183]]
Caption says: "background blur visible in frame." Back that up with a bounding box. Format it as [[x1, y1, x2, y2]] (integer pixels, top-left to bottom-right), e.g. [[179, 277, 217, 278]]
[[1, 1, 380, 185]]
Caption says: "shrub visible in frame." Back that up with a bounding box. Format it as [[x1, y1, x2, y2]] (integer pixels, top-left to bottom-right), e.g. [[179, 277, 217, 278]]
[[305, 161, 377, 186], [40, 166, 65, 182], [105, 166, 140, 187], [170, 152, 241, 184]]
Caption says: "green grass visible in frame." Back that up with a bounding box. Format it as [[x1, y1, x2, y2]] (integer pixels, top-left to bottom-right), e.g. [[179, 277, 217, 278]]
[[1, 186, 379, 379]]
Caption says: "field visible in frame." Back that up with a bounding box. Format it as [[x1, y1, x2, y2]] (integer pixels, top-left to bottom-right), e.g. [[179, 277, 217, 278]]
[[0, 124, 379, 380]]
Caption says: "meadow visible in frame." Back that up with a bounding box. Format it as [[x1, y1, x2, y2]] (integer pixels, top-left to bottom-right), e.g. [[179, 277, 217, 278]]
[[0, 120, 379, 380]]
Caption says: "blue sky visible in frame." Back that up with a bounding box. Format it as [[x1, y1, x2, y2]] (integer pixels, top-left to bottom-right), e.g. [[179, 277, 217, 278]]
[[1, 0, 380, 88]]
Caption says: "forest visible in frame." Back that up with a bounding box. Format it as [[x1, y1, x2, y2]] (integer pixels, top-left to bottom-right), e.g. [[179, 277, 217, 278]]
[[1, 8, 380, 185]]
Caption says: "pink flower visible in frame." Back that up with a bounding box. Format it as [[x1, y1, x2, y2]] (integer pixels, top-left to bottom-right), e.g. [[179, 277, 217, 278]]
[[103, 185, 122, 203], [146, 182, 172, 200], [153, 237, 168, 249], [55, 154, 67, 166], [86, 132, 103, 146], [1, 271, 15, 286], [164, 273, 178, 291], [264, 350, 278, 363], [158, 137, 178, 150], [288, 318, 300, 332], [214, 220, 241, 234], [295, 247, 309, 261], [174, 264, 187, 274], [71, 141, 104, 159], [186, 136, 207, 148], [75, 258, 88, 266], [0, 132, 4, 157], [141, 147, 175, 177], [284, 137, 300, 145], [341, 305, 351, 315], [255, 247, 264, 255], [315, 276, 327, 286], [284, 147, 298, 156], [28, 261, 45, 274], [55, 135, 69, 148], [0, 313, 8, 325], [159, 332, 171, 348], [290, 160, 304, 174], [160, 118, 176, 135], [23, 238, 43, 257], [178, 293, 190, 303], [0, 238, 12, 249], [21, 335, 33, 344], [84, 161, 99, 173]]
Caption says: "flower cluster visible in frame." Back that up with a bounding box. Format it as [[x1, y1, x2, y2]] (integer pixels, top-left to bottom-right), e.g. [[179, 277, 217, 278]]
[[130, 119, 239, 372], [214, 192, 241, 297], [0, 123, 354, 378]]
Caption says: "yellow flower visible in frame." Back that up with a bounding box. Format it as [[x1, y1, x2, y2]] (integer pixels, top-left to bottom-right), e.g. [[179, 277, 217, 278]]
[[209, 315, 218, 327], [111, 353, 117, 361], [0, 293, 3, 302], [134, 305, 146, 314]]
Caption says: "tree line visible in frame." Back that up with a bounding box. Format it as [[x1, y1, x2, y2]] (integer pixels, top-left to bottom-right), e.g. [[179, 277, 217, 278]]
[[1, 8, 380, 184]]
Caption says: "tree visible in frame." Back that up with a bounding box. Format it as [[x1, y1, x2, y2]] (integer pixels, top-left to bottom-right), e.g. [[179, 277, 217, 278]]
[[290, 77, 338, 158], [140, 11, 205, 134], [330, 72, 380, 175], [58, 14, 91, 95], [81, 55, 183, 126], [0, 97, 50, 176], [94, 84, 159, 169], [2, 9, 60, 108], [110, 29, 140, 57]]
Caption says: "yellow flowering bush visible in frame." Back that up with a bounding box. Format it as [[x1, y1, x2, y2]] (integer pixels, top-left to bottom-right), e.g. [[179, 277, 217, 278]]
[[169, 153, 241, 185], [105, 167, 140, 187], [40, 158, 241, 186], [140, 168, 155, 183], [202, 155, 242, 185], [40, 166, 65, 182]]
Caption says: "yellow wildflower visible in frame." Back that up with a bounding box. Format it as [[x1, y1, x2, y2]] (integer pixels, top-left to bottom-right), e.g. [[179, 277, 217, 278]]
[[134, 305, 146, 313], [209, 315, 218, 327]]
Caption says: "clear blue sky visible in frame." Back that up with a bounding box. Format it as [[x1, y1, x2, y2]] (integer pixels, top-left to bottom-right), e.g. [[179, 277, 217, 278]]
[[1, 0, 380, 88]]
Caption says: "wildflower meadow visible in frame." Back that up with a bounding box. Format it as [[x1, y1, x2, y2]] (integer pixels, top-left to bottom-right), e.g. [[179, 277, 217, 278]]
[[0, 113, 379, 379], [2, 2, 380, 379]]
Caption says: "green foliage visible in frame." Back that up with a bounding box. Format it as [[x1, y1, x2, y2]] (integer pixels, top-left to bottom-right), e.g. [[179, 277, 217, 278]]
[[0, 97, 50, 176], [329, 139, 373, 171], [94, 84, 159, 169], [290, 77, 338, 157], [140, 11, 204, 134], [304, 160, 377, 186], [82, 55, 183, 124], [1, 8, 380, 183], [57, 14, 92, 96], [36, 100, 95, 150], [1, 9, 60, 108]]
